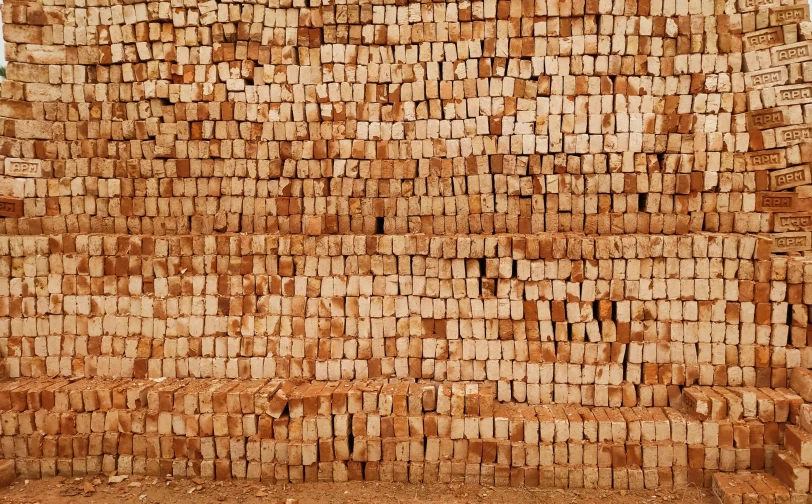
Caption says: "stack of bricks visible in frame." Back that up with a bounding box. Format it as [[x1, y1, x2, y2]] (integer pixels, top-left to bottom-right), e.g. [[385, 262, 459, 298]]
[[0, 0, 810, 496], [0, 233, 810, 407], [0, 0, 807, 246], [746, 2, 812, 253], [712, 472, 794, 504], [712, 385, 812, 503], [0, 376, 806, 490], [773, 374, 812, 495]]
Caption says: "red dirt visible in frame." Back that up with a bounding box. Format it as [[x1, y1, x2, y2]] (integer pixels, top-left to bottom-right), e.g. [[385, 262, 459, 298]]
[[0, 476, 716, 504]]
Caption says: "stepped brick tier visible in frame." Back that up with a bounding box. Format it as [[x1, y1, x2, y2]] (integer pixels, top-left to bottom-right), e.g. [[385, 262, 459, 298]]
[[0, 378, 808, 485], [0, 0, 812, 498]]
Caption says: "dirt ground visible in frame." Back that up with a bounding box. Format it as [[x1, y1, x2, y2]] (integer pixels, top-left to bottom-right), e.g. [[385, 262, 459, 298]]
[[0, 475, 717, 504]]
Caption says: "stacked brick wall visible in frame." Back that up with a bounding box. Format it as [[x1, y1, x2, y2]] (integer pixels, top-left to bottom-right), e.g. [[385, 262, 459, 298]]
[[0, 0, 811, 494]]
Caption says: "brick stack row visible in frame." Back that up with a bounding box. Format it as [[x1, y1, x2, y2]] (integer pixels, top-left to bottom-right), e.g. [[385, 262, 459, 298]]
[[0, 0, 807, 245], [741, 1, 812, 252], [0, 376, 806, 493], [0, 234, 809, 406]]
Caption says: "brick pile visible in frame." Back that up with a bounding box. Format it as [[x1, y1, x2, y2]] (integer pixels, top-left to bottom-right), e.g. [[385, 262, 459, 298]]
[[0, 0, 811, 498], [0, 0, 807, 245], [0, 233, 810, 405], [0, 377, 805, 488]]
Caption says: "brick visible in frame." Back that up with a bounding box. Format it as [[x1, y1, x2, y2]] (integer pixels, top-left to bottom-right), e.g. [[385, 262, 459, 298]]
[[0, 460, 15, 487]]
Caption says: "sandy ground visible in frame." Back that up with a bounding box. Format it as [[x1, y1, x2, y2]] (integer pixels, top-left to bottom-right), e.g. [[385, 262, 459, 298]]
[[0, 475, 717, 504]]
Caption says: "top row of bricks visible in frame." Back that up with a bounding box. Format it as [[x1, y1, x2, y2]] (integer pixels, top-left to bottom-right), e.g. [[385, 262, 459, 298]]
[[7, 0, 738, 20]]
